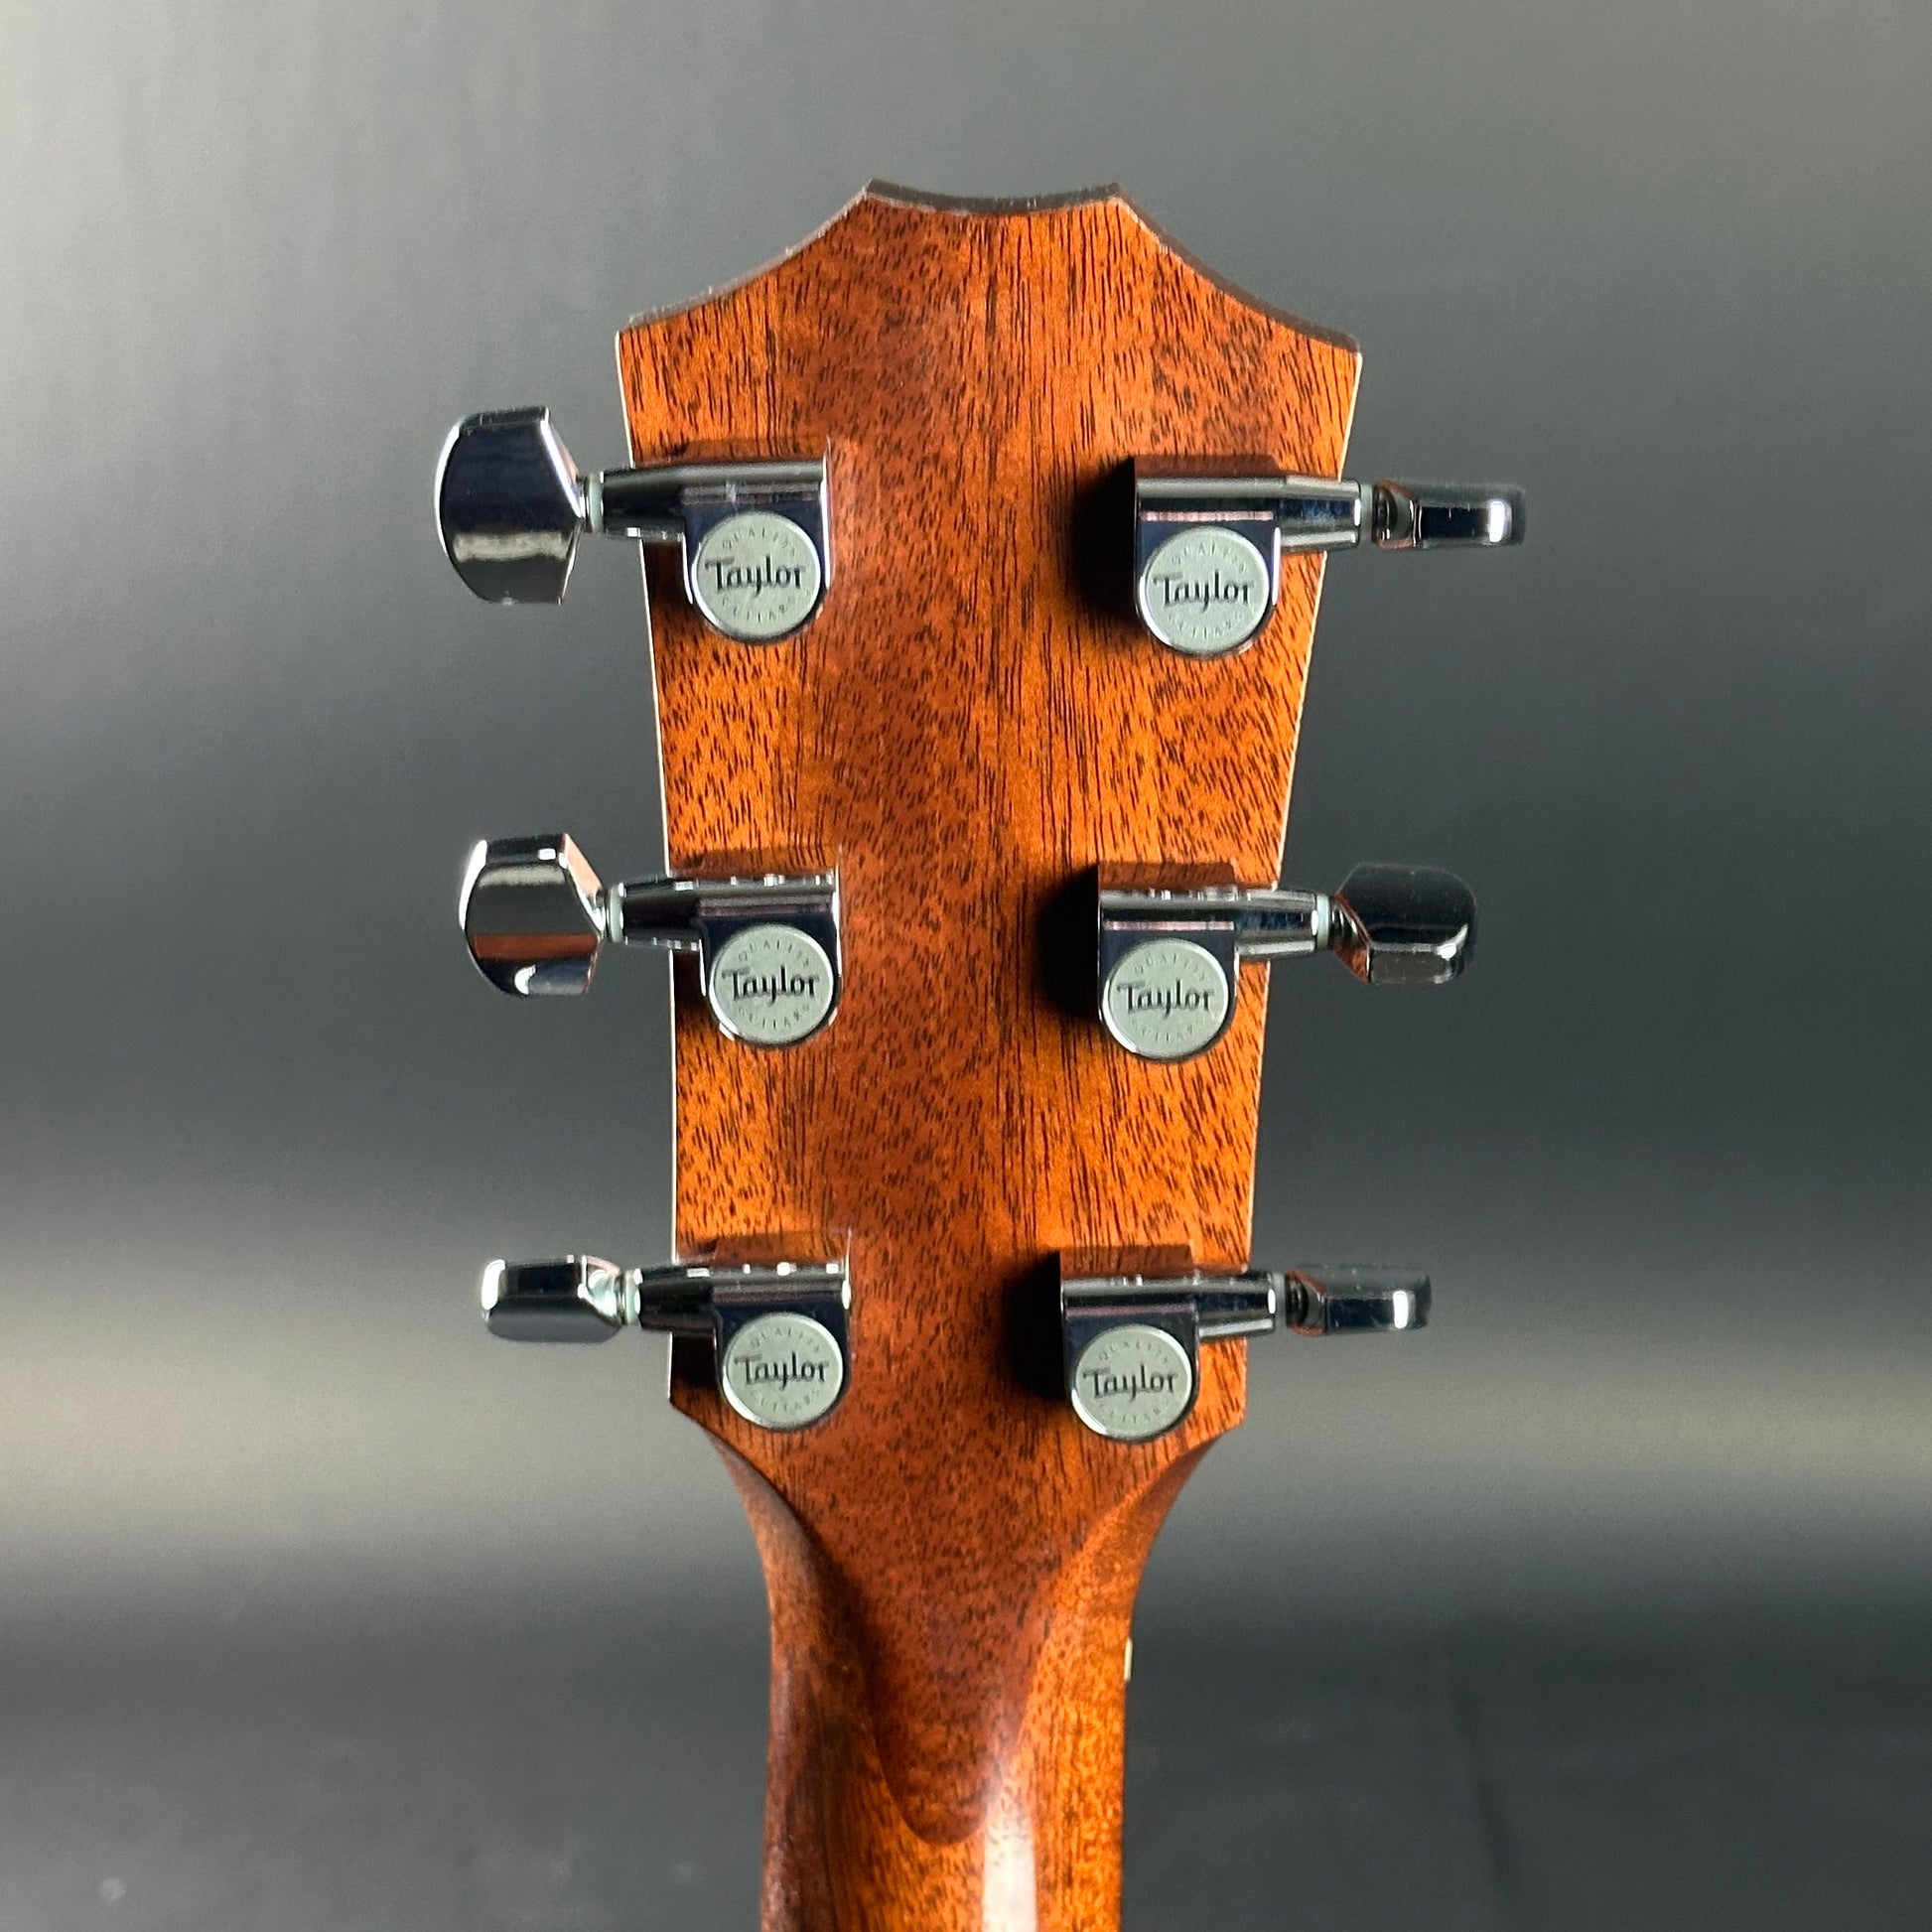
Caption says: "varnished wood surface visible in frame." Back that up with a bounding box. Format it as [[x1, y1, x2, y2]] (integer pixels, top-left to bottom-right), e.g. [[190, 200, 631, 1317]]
[[617, 184, 1359, 1932]]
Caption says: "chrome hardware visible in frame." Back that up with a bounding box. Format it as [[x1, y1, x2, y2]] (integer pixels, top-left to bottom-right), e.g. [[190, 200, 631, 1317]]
[[611, 870, 842, 1047], [1059, 1259, 1429, 1442], [1061, 1264, 1276, 1442], [1320, 863, 1476, 988], [1281, 1264, 1431, 1336], [1097, 863, 1474, 1061], [482, 1254, 851, 1430], [435, 407, 831, 641], [1369, 480, 1524, 551], [480, 1255, 637, 1341], [1066, 1323, 1196, 1441], [460, 835, 841, 1046], [1132, 463, 1524, 655]]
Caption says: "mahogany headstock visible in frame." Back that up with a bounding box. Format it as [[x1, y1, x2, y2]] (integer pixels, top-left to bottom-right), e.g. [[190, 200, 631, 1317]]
[[440, 183, 1517, 1932]]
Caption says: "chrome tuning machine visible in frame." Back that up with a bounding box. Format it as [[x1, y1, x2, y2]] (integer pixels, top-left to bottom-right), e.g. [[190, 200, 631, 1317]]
[[483, 1252, 851, 1431], [436, 406, 831, 642], [1097, 863, 1474, 1061], [1060, 1257, 1430, 1442], [1132, 461, 1524, 656], [461, 834, 841, 1047]]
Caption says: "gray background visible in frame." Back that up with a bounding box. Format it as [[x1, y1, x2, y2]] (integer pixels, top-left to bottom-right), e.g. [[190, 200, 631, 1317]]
[[2, 0, 1929, 1926]]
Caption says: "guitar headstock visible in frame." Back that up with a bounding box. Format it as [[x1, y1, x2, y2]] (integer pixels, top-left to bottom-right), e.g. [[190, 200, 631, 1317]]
[[439, 183, 1518, 1932]]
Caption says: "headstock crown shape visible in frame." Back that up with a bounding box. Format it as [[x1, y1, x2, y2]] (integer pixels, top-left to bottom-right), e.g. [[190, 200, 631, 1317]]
[[440, 184, 1520, 1932]]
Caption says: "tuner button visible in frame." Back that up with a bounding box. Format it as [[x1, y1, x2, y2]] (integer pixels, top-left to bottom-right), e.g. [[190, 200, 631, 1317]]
[[1371, 481, 1525, 551], [435, 407, 587, 604], [482, 1257, 634, 1340], [461, 834, 609, 997], [1327, 864, 1475, 987], [1284, 1266, 1431, 1335]]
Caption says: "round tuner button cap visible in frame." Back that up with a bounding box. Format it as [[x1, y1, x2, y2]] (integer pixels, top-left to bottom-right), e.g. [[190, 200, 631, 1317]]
[[1069, 1324, 1195, 1442], [1102, 938, 1231, 1061], [689, 510, 823, 641], [720, 1311, 846, 1431], [707, 924, 837, 1045], [1136, 525, 1271, 656]]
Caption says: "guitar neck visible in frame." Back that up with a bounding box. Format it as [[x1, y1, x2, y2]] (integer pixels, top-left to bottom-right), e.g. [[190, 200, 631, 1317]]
[[723, 1417, 1209, 1930]]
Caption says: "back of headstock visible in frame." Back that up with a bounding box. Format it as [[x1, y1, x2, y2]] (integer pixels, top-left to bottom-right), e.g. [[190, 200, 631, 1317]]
[[439, 184, 1518, 1932]]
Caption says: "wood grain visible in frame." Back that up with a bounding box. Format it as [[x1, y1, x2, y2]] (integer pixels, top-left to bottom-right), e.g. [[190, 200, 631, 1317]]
[[617, 184, 1358, 1932]]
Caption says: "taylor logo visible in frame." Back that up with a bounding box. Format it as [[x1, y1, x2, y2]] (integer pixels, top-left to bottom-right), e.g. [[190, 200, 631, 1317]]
[[720, 1311, 846, 1431], [1068, 1323, 1195, 1442], [689, 509, 823, 642], [1115, 973, 1220, 1019], [718, 962, 822, 1008], [735, 1347, 832, 1391], [1079, 1359, 1183, 1400], [708, 923, 838, 1046], [1102, 938, 1229, 1060], [1147, 565, 1255, 615], [1136, 524, 1271, 655], [702, 549, 812, 597]]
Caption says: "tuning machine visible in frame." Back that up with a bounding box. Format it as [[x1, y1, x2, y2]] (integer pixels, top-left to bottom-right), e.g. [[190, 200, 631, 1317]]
[[461, 834, 841, 1047], [1060, 1257, 1429, 1441], [483, 1252, 851, 1431], [1096, 862, 1473, 1061], [1132, 461, 1524, 656], [436, 406, 831, 642]]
